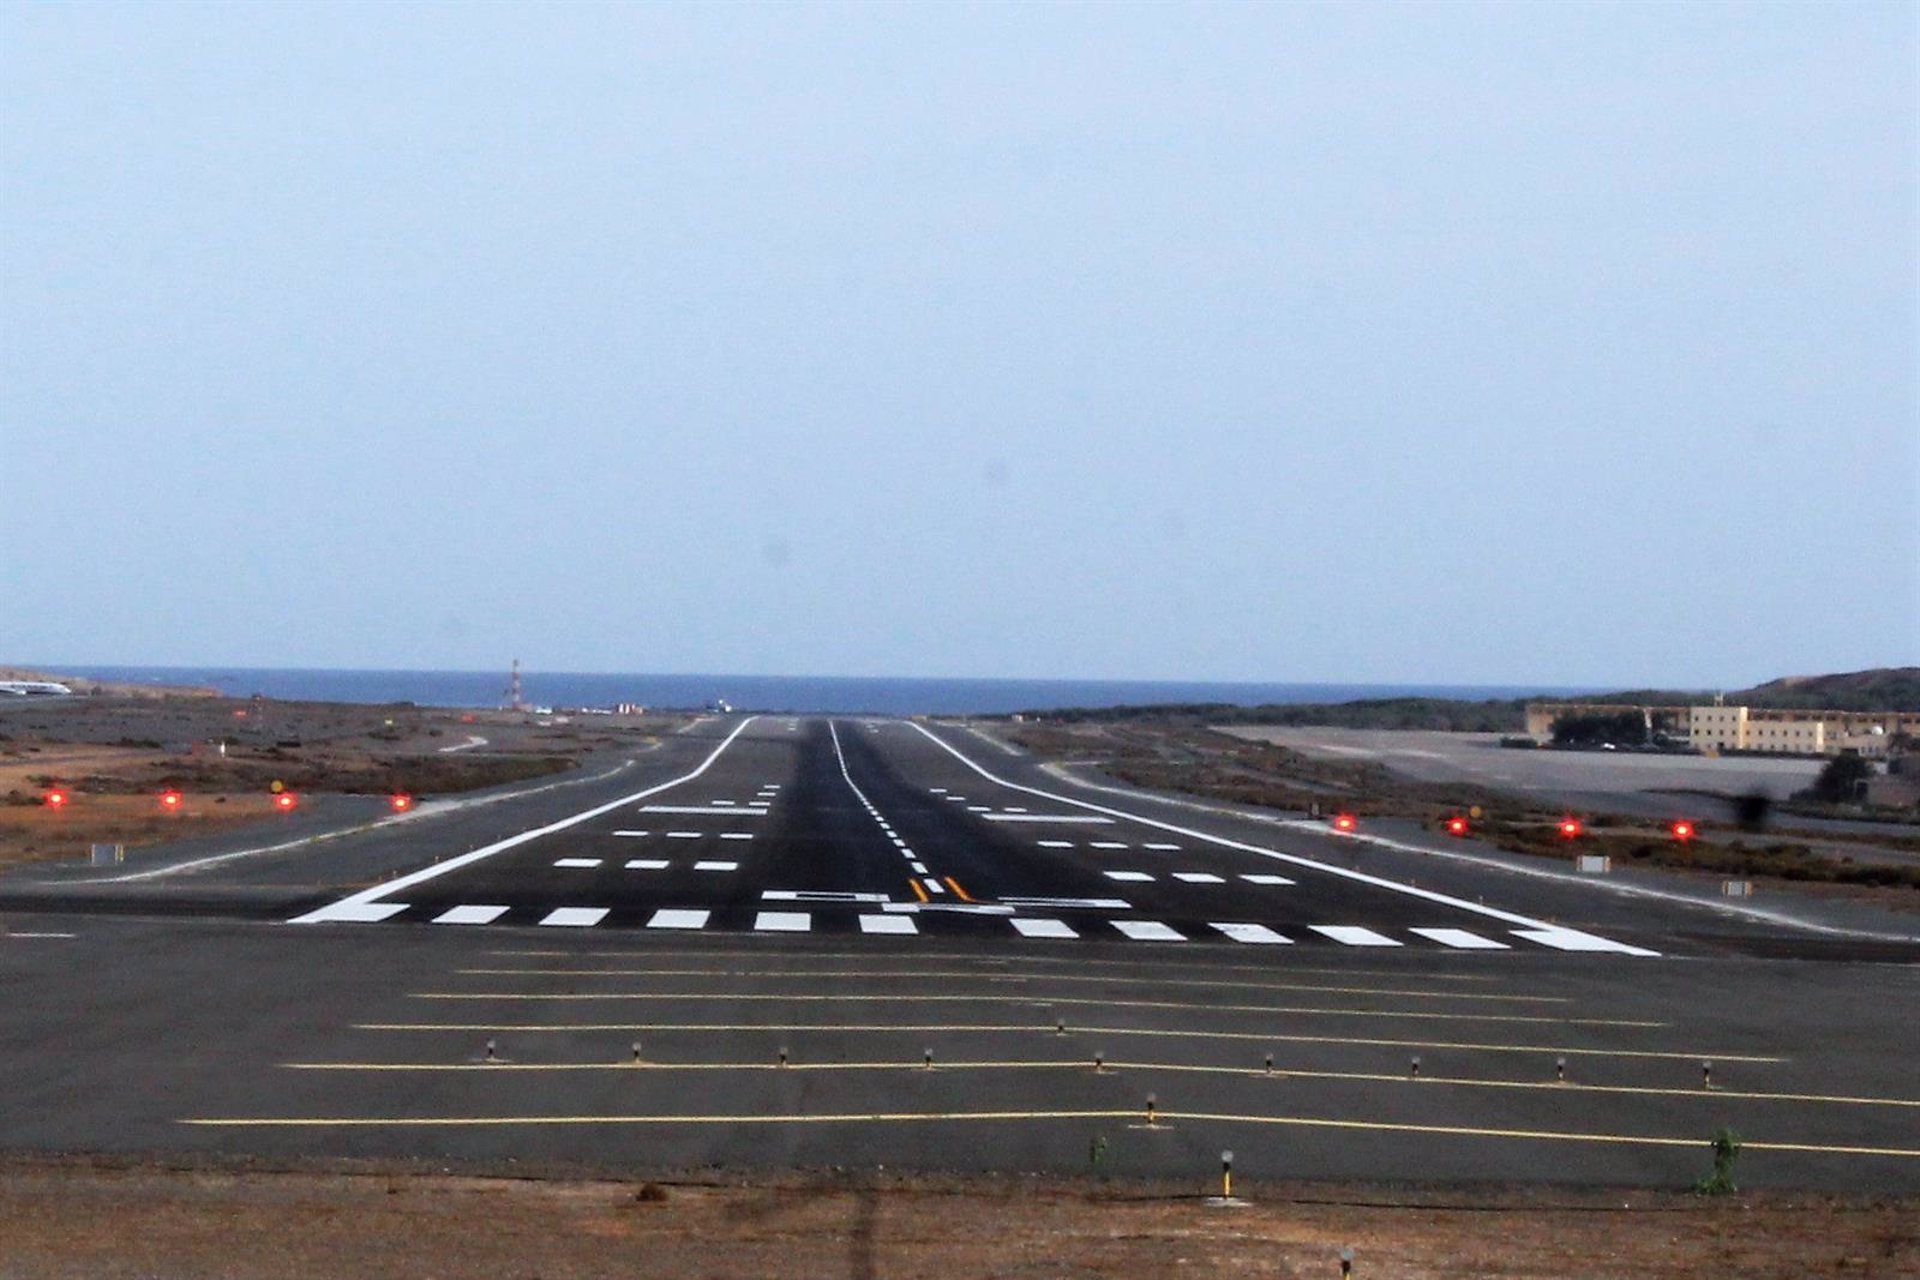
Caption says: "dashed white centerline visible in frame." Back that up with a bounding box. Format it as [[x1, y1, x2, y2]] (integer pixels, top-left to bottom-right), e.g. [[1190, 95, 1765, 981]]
[[1241, 874, 1295, 886], [1172, 871, 1225, 884], [859, 915, 917, 934], [553, 858, 603, 869], [624, 860, 670, 870], [1012, 918, 1078, 939], [1104, 871, 1155, 882], [693, 861, 739, 872]]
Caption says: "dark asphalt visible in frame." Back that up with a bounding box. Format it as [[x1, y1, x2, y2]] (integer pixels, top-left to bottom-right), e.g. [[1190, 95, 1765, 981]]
[[3, 715, 1917, 1192]]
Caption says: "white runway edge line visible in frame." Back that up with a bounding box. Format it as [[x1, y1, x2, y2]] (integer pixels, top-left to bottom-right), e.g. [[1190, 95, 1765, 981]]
[[290, 718, 760, 924], [906, 722, 1657, 956]]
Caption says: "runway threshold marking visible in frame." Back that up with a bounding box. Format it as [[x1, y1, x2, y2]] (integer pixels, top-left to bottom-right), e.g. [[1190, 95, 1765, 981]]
[[176, 1110, 1920, 1157], [355, 1022, 1778, 1062], [290, 717, 760, 924], [275, 1059, 1917, 1107], [406, 992, 1661, 1027], [906, 722, 1659, 955]]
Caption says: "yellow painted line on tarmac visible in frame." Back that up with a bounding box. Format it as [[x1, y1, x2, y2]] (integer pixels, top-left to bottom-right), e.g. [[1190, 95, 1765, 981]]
[[451, 968, 1569, 1004], [407, 991, 1659, 1028], [483, 949, 1505, 982], [177, 1109, 1920, 1157], [943, 877, 978, 903], [281, 1058, 1911, 1107], [352, 1022, 1782, 1063], [907, 878, 929, 903]]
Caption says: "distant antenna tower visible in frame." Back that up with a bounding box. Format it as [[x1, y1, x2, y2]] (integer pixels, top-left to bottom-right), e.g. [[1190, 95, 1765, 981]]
[[503, 658, 529, 712]]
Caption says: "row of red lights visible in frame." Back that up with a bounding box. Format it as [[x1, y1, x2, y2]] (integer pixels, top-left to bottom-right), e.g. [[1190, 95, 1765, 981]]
[[1330, 812, 1696, 841], [43, 789, 414, 813]]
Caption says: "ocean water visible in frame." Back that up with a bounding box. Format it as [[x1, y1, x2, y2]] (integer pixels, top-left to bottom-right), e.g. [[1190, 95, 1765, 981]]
[[44, 666, 1598, 716]]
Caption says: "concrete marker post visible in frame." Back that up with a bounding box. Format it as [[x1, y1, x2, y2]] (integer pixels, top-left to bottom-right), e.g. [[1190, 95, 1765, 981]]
[[484, 1038, 498, 1064], [1220, 1149, 1233, 1200], [1701, 1061, 1713, 1089], [1409, 1055, 1420, 1080], [631, 1040, 643, 1065], [1264, 1053, 1274, 1077], [1094, 1050, 1105, 1074], [1556, 1056, 1566, 1083], [1145, 1092, 1158, 1128], [924, 1047, 934, 1071], [779, 1046, 789, 1069]]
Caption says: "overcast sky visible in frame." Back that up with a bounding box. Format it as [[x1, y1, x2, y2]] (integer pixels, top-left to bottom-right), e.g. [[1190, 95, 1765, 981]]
[[2, 1, 1914, 687]]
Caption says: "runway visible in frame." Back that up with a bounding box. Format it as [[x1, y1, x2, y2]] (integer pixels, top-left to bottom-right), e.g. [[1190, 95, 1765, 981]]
[[286, 717, 1660, 955], [4, 716, 1916, 1192]]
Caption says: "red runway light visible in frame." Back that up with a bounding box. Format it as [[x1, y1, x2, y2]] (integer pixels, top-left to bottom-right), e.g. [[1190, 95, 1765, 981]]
[[44, 788, 68, 809], [274, 792, 299, 812], [1559, 817, 1583, 839], [1445, 816, 1469, 836], [159, 790, 184, 811], [390, 793, 413, 812], [1332, 813, 1358, 832], [1671, 820, 1695, 841]]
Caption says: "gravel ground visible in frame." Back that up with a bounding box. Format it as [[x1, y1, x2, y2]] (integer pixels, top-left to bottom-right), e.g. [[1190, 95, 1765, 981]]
[[0, 1157, 1913, 1279]]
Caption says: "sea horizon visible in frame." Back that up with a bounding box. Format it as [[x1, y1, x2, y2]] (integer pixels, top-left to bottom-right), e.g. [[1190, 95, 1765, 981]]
[[26, 664, 1608, 717]]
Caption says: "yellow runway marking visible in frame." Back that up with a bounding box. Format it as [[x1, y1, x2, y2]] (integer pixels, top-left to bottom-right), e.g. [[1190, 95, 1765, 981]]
[[408, 992, 1658, 1028], [484, 949, 1505, 982], [907, 878, 929, 903], [943, 877, 978, 903], [452, 968, 1568, 1004], [177, 1110, 1920, 1157], [282, 1058, 1912, 1107], [354, 1022, 1781, 1063]]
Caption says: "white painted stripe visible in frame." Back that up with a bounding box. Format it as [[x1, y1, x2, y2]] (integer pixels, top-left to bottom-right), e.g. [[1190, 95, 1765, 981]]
[[1211, 922, 1291, 945], [763, 890, 890, 903], [1112, 920, 1185, 942], [1143, 843, 1182, 851], [1004, 807, 1028, 812], [303, 902, 407, 923], [909, 862, 930, 874], [290, 717, 759, 924], [718, 832, 755, 841], [710, 800, 736, 806], [1011, 918, 1078, 939], [1089, 841, 1129, 850], [431, 905, 509, 926], [1036, 840, 1075, 849], [922, 877, 944, 894], [539, 908, 608, 928], [859, 914, 918, 934], [1513, 926, 1660, 956], [880, 902, 1016, 915], [646, 909, 710, 930], [967, 806, 991, 813], [1410, 927, 1510, 950], [665, 831, 702, 839], [553, 858, 602, 869], [1104, 871, 1155, 882], [1311, 925, 1402, 947], [693, 860, 739, 872], [642, 805, 767, 816], [612, 830, 652, 838], [753, 911, 811, 933], [903, 722, 1580, 939], [980, 814, 1112, 824], [1172, 872, 1225, 884], [928, 788, 947, 794], [624, 859, 669, 870], [1000, 897, 1133, 910], [1241, 874, 1295, 886]]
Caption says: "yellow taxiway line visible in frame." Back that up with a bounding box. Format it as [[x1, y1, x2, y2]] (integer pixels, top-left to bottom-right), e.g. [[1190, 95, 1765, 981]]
[[280, 1058, 1915, 1108], [451, 968, 1569, 1004], [407, 991, 1660, 1028], [177, 1109, 1920, 1158], [352, 1021, 1782, 1063]]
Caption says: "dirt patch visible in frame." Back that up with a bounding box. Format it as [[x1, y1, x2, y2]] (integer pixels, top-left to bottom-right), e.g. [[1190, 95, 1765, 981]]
[[0, 1156, 1910, 1279]]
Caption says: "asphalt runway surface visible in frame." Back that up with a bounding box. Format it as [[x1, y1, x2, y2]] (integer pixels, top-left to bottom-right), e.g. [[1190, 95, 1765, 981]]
[[4, 716, 1917, 1192]]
